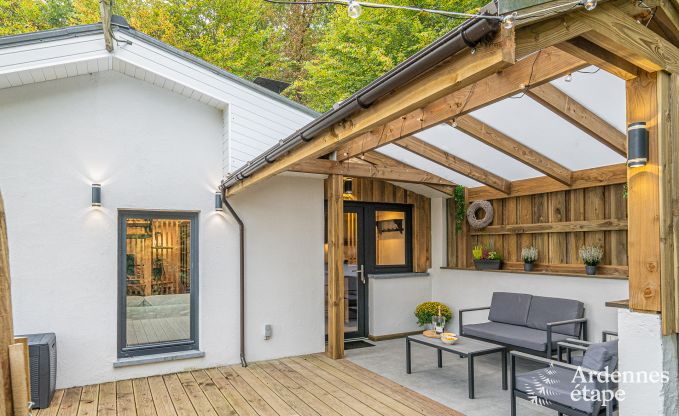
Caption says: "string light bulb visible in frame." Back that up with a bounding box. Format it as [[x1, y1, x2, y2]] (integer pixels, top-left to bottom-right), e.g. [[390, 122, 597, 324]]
[[502, 13, 516, 30], [450, 119, 458, 128], [348, 1, 363, 18], [565, 73, 573, 82], [582, 0, 597, 11]]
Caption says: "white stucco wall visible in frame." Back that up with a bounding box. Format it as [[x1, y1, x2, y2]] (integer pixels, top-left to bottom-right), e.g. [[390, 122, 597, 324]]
[[368, 276, 432, 337], [0, 71, 324, 388], [617, 309, 679, 415]]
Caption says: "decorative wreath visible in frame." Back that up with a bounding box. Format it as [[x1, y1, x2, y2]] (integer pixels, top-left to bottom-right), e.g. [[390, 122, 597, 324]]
[[467, 200, 494, 229]]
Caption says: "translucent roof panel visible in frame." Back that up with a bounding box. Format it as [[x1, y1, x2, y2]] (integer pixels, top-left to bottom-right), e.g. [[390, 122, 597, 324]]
[[469, 95, 625, 171], [414, 124, 543, 181], [550, 66, 626, 132], [376, 144, 483, 187]]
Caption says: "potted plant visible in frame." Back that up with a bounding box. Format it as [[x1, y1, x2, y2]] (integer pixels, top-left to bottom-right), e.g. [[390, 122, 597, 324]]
[[579, 245, 604, 275], [415, 301, 453, 330], [521, 246, 538, 271], [472, 245, 502, 270]]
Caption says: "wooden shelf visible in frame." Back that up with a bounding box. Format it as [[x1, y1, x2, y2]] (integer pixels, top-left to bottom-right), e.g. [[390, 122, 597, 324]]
[[440, 266, 629, 281]]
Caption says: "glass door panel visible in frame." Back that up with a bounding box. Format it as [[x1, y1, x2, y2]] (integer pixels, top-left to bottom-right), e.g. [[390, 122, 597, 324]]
[[344, 211, 360, 335], [375, 211, 407, 266]]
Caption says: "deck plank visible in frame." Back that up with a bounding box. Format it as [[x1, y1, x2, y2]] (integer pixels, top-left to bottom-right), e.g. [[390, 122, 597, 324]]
[[217, 367, 277, 416], [77, 384, 100, 416], [204, 368, 258, 416], [270, 361, 362, 416], [162, 374, 197, 416], [115, 380, 136, 416], [247, 364, 320, 416], [132, 378, 157, 416], [303, 355, 423, 416], [255, 362, 338, 416], [231, 365, 300, 416], [176, 372, 218, 416], [57, 387, 83, 416], [286, 358, 387, 416], [147, 376, 177, 416], [34, 353, 461, 416], [97, 382, 117, 416], [190, 370, 238, 416]]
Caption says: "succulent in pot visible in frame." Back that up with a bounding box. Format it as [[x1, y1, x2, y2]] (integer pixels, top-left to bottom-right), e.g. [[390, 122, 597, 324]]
[[521, 246, 538, 272], [579, 245, 604, 275]]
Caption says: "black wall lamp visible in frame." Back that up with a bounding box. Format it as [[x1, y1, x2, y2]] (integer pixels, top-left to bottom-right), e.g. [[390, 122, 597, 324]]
[[627, 122, 649, 168], [91, 184, 102, 206], [215, 191, 223, 211], [343, 178, 353, 195]]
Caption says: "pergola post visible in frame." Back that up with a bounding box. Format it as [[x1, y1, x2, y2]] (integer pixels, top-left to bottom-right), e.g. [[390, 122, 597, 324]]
[[626, 70, 662, 313], [0, 191, 14, 416], [326, 175, 345, 359]]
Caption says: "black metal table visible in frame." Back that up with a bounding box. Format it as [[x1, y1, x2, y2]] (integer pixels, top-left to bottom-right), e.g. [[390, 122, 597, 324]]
[[406, 334, 507, 399]]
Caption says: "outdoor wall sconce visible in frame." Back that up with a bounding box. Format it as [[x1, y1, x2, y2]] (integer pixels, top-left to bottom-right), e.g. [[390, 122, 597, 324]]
[[627, 122, 649, 168], [91, 184, 101, 207], [215, 191, 223, 211], [343, 178, 353, 195]]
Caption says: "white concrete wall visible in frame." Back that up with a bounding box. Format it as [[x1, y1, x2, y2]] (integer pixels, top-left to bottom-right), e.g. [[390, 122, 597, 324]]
[[617, 309, 678, 415], [0, 72, 324, 388], [368, 276, 432, 337]]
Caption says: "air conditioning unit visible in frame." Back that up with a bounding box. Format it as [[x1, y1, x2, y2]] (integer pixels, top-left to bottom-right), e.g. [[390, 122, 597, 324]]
[[17, 333, 56, 409]]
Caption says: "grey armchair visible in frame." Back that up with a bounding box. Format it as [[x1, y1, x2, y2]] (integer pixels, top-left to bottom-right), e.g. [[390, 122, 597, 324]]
[[511, 340, 619, 416]]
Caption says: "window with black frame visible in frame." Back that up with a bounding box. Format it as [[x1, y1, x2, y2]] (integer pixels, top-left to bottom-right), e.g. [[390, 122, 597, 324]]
[[118, 211, 198, 357]]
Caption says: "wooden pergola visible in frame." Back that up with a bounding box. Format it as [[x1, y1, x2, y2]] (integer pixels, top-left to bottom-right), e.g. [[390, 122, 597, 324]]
[[224, 0, 679, 359]]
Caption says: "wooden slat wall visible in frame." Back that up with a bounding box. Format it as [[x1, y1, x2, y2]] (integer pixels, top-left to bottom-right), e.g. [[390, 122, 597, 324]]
[[447, 183, 628, 277], [324, 178, 432, 272]]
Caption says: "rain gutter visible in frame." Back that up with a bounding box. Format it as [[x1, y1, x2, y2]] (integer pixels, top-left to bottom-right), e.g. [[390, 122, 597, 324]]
[[222, 15, 500, 190]]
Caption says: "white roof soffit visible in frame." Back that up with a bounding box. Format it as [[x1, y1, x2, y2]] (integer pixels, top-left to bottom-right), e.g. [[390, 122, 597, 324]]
[[0, 29, 316, 118]]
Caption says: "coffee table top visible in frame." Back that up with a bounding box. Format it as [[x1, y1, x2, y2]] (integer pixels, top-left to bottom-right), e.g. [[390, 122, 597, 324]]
[[407, 334, 505, 355]]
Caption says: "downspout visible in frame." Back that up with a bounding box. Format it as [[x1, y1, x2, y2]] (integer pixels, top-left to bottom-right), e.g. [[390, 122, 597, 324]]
[[220, 188, 248, 367]]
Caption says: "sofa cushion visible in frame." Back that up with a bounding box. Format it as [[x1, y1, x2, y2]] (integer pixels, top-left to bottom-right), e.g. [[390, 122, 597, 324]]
[[516, 367, 596, 414], [526, 295, 584, 336], [463, 322, 569, 352], [582, 340, 619, 371], [488, 292, 533, 326]]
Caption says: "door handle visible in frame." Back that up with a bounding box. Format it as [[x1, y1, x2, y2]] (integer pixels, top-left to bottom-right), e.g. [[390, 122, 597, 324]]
[[355, 264, 365, 284]]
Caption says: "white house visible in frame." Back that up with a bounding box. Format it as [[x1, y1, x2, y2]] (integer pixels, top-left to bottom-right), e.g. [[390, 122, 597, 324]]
[[0, 18, 327, 388]]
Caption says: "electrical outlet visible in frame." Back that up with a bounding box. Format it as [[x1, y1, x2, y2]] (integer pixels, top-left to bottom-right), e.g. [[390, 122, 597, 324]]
[[264, 324, 272, 340]]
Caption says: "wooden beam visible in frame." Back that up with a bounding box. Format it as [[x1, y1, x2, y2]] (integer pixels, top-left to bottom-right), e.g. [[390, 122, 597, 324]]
[[467, 163, 627, 200], [0, 191, 14, 416], [627, 70, 661, 313], [470, 219, 627, 235], [515, 8, 591, 58], [644, 0, 679, 45], [326, 175, 344, 359], [453, 115, 573, 185], [394, 136, 511, 194], [226, 31, 515, 196], [579, 3, 679, 73], [335, 47, 587, 162], [290, 159, 456, 185], [527, 83, 627, 155], [658, 71, 679, 334], [556, 37, 639, 80]]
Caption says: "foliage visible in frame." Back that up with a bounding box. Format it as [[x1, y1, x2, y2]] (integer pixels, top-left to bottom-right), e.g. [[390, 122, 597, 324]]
[[579, 245, 604, 266], [0, 0, 487, 112], [622, 183, 628, 199], [453, 185, 466, 232], [414, 301, 452, 327], [521, 246, 538, 264], [472, 244, 501, 261]]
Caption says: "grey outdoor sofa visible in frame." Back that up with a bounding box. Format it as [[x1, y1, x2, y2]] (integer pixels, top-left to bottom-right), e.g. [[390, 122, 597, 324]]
[[459, 292, 588, 358]]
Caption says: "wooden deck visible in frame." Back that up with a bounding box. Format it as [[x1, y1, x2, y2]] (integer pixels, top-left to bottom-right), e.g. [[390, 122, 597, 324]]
[[34, 354, 462, 416]]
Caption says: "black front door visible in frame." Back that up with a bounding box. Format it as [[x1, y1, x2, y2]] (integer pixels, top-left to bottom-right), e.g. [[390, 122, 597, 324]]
[[343, 203, 368, 339], [325, 201, 413, 341]]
